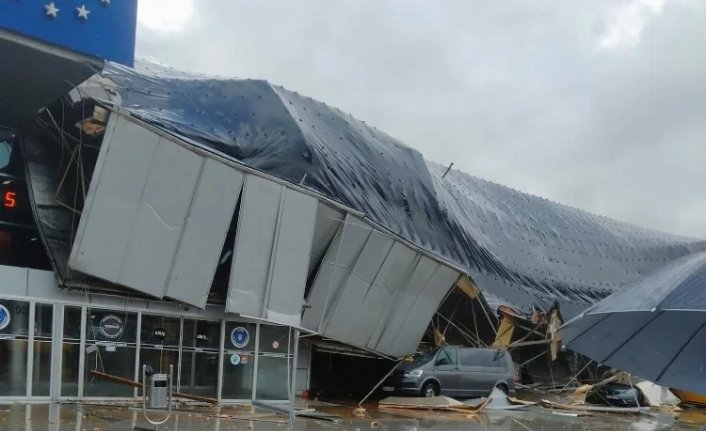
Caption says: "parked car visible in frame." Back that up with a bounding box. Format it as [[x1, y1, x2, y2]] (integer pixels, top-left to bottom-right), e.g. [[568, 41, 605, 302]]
[[383, 346, 516, 398], [585, 383, 646, 408]]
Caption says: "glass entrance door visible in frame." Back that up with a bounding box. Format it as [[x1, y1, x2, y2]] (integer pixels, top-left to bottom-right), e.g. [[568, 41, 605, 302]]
[[83, 309, 138, 397], [138, 315, 180, 394], [179, 319, 220, 398]]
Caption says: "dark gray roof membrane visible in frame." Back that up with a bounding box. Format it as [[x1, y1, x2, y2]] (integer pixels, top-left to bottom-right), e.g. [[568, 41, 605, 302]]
[[582, 251, 706, 314], [93, 61, 706, 317]]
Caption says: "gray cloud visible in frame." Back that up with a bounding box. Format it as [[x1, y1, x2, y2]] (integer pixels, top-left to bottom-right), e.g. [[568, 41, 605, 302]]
[[135, 0, 705, 238]]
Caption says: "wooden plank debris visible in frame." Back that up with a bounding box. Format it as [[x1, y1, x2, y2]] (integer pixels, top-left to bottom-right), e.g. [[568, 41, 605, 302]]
[[89, 370, 218, 405]]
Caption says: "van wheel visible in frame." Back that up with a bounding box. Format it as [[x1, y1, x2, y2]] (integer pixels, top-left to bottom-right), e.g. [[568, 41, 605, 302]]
[[496, 383, 509, 395], [421, 382, 439, 398]]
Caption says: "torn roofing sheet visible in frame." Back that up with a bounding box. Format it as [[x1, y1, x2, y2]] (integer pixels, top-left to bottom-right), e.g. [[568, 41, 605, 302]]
[[81, 61, 706, 318]]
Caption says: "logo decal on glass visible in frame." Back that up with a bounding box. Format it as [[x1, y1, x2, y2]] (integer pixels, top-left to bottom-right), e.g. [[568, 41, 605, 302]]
[[230, 326, 249, 348], [0, 304, 10, 331], [99, 314, 124, 339]]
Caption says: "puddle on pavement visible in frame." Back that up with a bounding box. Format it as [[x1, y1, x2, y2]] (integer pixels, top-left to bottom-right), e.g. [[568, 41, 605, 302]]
[[0, 403, 703, 431]]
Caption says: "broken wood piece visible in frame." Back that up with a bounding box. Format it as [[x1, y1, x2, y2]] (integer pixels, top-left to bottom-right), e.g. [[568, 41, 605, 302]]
[[251, 400, 342, 422], [540, 399, 642, 414], [88, 370, 218, 405], [379, 396, 488, 413]]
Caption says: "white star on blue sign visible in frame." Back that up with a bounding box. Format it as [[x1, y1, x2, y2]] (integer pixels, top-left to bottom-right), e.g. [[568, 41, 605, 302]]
[[44, 2, 59, 19], [76, 5, 90, 20]]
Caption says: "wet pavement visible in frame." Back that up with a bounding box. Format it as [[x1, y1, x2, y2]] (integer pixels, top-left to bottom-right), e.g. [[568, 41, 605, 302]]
[[0, 402, 704, 431]]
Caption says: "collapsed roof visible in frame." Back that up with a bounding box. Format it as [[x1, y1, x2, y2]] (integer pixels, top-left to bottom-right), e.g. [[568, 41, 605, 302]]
[[68, 61, 705, 319]]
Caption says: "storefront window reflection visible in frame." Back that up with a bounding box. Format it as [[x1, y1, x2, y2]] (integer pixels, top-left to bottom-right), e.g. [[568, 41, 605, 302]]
[[83, 309, 137, 397], [138, 315, 180, 396], [256, 324, 291, 400], [31, 303, 53, 396], [221, 321, 256, 400], [0, 299, 29, 396], [180, 319, 219, 398], [61, 306, 82, 397]]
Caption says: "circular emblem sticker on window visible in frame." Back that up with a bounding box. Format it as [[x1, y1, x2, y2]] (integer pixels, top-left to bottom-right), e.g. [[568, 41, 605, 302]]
[[99, 314, 124, 340], [0, 304, 10, 331], [230, 326, 249, 348], [272, 340, 280, 350], [230, 354, 241, 366]]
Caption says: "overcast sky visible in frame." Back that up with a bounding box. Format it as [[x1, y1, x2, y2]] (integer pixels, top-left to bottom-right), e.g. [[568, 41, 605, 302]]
[[135, 0, 705, 239]]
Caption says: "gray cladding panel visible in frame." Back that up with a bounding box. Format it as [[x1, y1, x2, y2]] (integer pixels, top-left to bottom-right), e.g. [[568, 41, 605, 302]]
[[374, 242, 418, 293], [301, 214, 372, 332], [227, 175, 282, 316], [322, 230, 394, 339], [166, 159, 244, 307], [352, 242, 417, 347], [265, 189, 317, 326], [372, 256, 439, 355], [69, 115, 160, 282], [118, 139, 203, 297], [390, 264, 459, 356], [307, 204, 345, 282]]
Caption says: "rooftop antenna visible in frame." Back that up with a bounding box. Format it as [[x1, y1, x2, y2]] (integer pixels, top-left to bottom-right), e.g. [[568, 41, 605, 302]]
[[442, 162, 454, 178]]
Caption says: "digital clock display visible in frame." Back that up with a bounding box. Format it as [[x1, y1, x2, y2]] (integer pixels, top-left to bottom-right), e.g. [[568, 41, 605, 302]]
[[3, 191, 15, 209]]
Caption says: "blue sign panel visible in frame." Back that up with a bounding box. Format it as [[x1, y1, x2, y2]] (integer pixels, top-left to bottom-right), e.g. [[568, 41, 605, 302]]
[[230, 327, 249, 349], [0, 0, 137, 66], [0, 304, 10, 331]]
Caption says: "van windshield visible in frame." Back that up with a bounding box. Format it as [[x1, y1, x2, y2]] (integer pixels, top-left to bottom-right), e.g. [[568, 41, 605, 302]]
[[410, 350, 437, 364]]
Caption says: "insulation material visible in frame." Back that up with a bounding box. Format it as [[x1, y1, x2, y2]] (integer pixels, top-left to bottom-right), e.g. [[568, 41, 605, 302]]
[[70, 114, 241, 305], [457, 275, 480, 299], [226, 174, 317, 327], [302, 214, 459, 357], [492, 316, 515, 348]]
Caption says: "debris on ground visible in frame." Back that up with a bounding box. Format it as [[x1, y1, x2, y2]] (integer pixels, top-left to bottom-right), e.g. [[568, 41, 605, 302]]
[[541, 399, 643, 414], [672, 389, 706, 407], [636, 381, 681, 407], [378, 395, 488, 420], [585, 383, 646, 408], [251, 400, 342, 423], [379, 395, 488, 412], [464, 387, 536, 410]]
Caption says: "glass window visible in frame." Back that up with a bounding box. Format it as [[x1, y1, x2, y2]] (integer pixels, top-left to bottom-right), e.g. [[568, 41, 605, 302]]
[[0, 140, 12, 170], [31, 303, 53, 396], [467, 349, 501, 367], [255, 325, 291, 400], [83, 309, 137, 397], [436, 347, 457, 366], [0, 299, 29, 396], [221, 321, 255, 400], [180, 319, 220, 398], [61, 307, 82, 397], [140, 315, 180, 348]]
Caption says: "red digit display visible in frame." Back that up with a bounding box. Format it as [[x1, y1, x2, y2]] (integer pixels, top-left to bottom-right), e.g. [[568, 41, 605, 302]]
[[4, 191, 15, 208]]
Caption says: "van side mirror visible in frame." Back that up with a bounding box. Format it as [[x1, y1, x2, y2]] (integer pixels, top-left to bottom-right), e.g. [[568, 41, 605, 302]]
[[435, 357, 450, 366]]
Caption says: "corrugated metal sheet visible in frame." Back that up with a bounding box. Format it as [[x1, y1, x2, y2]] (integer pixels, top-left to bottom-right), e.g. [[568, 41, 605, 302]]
[[302, 214, 459, 356], [165, 159, 243, 307], [226, 174, 317, 326], [69, 115, 241, 306]]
